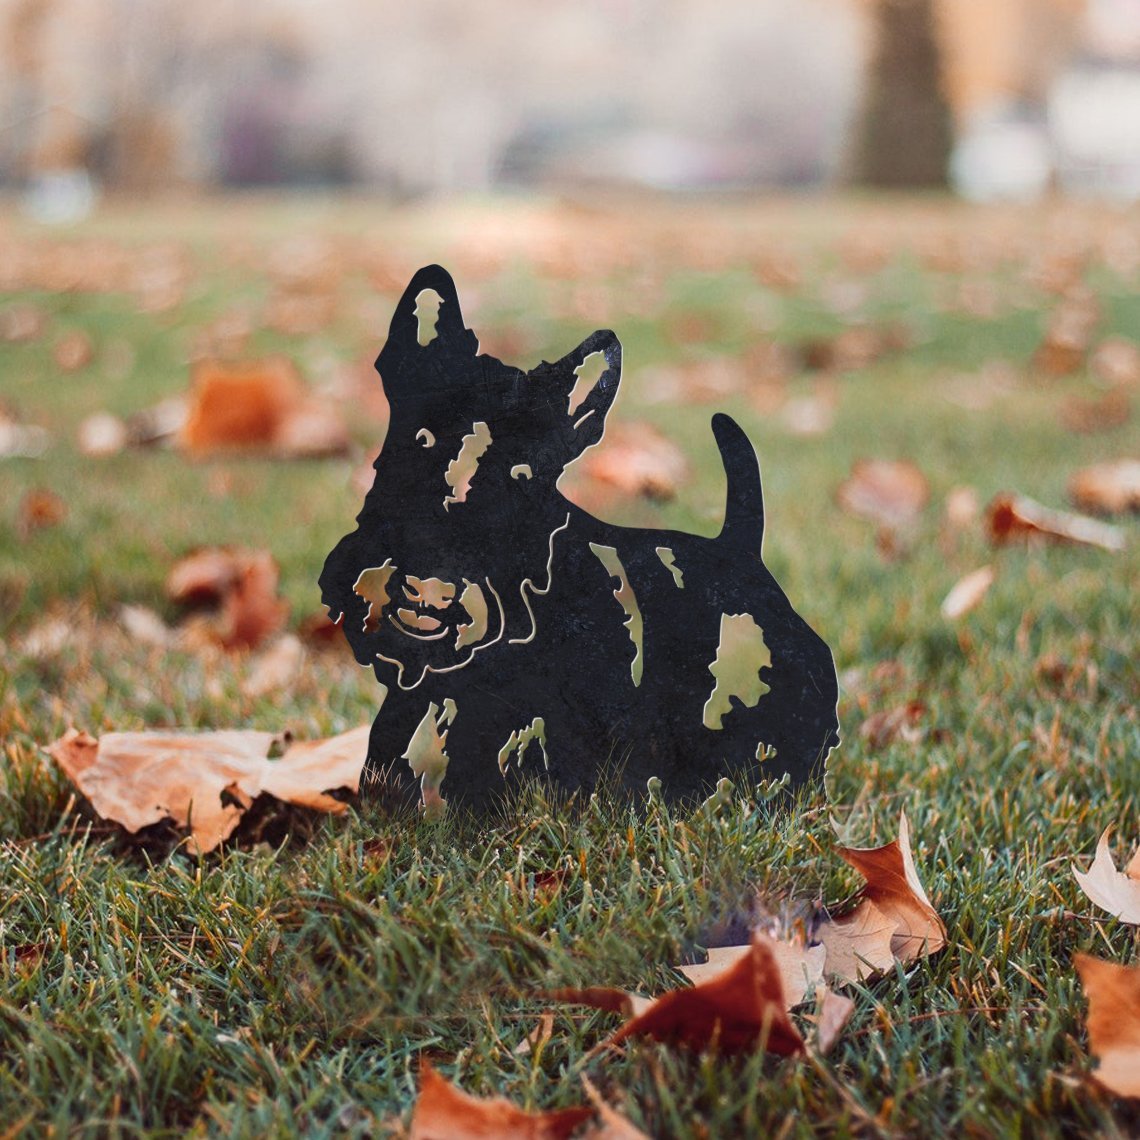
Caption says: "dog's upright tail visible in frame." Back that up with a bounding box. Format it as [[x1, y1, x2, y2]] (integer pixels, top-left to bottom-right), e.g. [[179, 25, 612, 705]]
[[712, 413, 765, 555]]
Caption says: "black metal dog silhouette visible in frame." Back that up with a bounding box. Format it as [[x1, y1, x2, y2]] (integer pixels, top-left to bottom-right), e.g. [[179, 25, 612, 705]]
[[321, 265, 838, 813]]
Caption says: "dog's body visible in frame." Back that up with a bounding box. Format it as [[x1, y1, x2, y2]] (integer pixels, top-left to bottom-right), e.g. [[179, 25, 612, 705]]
[[321, 266, 838, 811]]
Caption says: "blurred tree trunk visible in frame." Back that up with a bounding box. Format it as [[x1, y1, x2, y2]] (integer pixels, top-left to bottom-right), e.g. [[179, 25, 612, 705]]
[[851, 0, 954, 188]]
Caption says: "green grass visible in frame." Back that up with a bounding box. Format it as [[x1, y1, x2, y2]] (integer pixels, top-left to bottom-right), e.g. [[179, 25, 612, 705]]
[[1, 192, 1138, 1137]]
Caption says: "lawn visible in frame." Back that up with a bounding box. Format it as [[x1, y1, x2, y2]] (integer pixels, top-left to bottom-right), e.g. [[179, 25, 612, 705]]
[[0, 191, 1137, 1137]]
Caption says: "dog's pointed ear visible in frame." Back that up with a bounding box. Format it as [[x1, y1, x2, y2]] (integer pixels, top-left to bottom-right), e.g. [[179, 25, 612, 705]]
[[378, 265, 478, 372], [552, 329, 622, 459]]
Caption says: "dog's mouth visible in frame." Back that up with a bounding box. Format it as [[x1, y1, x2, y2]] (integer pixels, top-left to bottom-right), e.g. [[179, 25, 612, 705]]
[[391, 598, 451, 640], [387, 575, 498, 651]]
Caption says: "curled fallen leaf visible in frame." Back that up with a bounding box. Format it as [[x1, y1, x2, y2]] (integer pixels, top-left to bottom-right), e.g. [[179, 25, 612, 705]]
[[0, 414, 50, 459], [547, 987, 654, 1019], [1090, 336, 1140, 387], [677, 938, 825, 1009], [119, 605, 174, 649], [940, 565, 995, 620], [559, 934, 804, 1056], [943, 485, 980, 530], [77, 412, 128, 457], [166, 547, 288, 651], [815, 898, 898, 983], [179, 358, 348, 459], [837, 459, 929, 530], [1033, 289, 1100, 377], [409, 1060, 591, 1140], [831, 812, 946, 964], [813, 986, 856, 1056], [1073, 829, 1140, 924], [1068, 459, 1140, 516], [16, 488, 66, 539], [53, 330, 94, 372], [859, 702, 926, 750], [1074, 954, 1140, 1099], [986, 493, 1126, 553], [1061, 389, 1130, 435], [45, 724, 369, 855], [578, 422, 688, 502]]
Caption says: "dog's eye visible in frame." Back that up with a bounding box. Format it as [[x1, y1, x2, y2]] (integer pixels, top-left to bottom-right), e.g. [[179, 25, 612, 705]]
[[510, 464, 533, 480], [416, 429, 436, 448]]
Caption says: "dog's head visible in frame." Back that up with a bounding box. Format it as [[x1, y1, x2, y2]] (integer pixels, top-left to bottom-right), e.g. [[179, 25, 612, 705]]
[[322, 265, 621, 688]]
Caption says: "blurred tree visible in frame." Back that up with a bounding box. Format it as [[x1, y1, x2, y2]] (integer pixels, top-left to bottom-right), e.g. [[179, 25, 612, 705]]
[[851, 0, 954, 187]]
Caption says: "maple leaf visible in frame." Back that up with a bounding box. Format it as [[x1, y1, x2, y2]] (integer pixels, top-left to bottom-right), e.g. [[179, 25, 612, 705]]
[[1072, 829, 1140, 924], [1068, 459, 1140, 517], [577, 421, 688, 503], [558, 934, 805, 1056], [1074, 954, 1140, 1099], [45, 724, 369, 855], [986, 493, 1125, 553], [940, 565, 995, 620], [677, 938, 825, 1009], [829, 812, 946, 964], [179, 357, 348, 458], [836, 459, 929, 530], [166, 546, 288, 651], [815, 899, 898, 983], [813, 985, 856, 1056], [409, 1060, 591, 1140], [859, 701, 927, 750]]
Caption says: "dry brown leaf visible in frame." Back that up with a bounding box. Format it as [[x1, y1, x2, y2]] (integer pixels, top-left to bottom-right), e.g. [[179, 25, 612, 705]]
[[677, 938, 825, 1009], [513, 1011, 555, 1058], [45, 724, 369, 855], [179, 358, 348, 458], [166, 547, 288, 651], [579, 1076, 650, 1140], [53, 330, 94, 372], [0, 302, 47, 342], [546, 987, 655, 1019], [781, 392, 835, 437], [859, 702, 926, 750], [1068, 459, 1140, 516], [1061, 389, 1131, 435], [1073, 829, 1140, 925], [1090, 337, 1140, 387], [1074, 954, 1140, 1099], [167, 546, 244, 606], [119, 605, 174, 649], [409, 1060, 591, 1140], [556, 934, 804, 1056], [16, 488, 66, 538], [837, 459, 929, 530], [834, 813, 946, 963], [77, 412, 128, 457], [1034, 290, 1100, 377], [986, 493, 1126, 553], [0, 414, 50, 459], [815, 899, 898, 983], [943, 486, 980, 530], [814, 986, 856, 1056], [940, 565, 995, 620], [579, 422, 687, 502], [298, 610, 347, 650], [211, 551, 288, 651]]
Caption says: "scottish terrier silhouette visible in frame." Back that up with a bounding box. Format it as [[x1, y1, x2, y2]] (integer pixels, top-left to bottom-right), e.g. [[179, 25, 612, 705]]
[[321, 265, 838, 812]]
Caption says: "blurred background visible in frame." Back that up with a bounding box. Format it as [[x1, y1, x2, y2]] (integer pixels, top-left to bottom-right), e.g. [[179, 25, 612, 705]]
[[2, 0, 1140, 210]]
